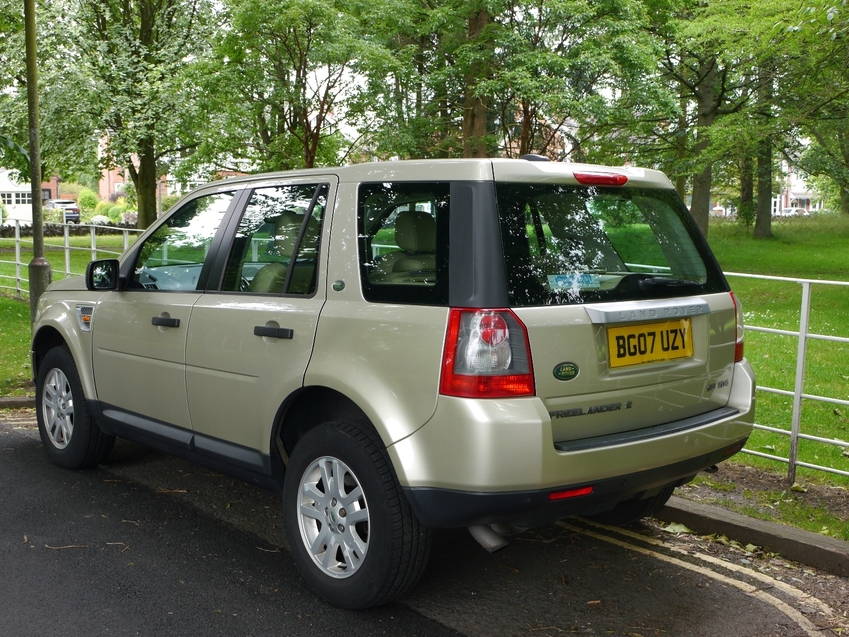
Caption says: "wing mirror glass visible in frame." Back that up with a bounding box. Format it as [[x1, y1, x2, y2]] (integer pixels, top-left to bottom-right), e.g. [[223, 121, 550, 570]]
[[86, 259, 121, 291]]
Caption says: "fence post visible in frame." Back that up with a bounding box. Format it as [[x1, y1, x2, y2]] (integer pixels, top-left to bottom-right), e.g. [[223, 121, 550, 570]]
[[90, 225, 97, 263], [64, 224, 71, 277], [787, 280, 812, 485], [14, 220, 22, 299]]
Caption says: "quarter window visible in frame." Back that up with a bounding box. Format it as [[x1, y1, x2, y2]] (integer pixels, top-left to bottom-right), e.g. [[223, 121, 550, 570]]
[[220, 184, 327, 295], [131, 191, 235, 291], [358, 182, 450, 305]]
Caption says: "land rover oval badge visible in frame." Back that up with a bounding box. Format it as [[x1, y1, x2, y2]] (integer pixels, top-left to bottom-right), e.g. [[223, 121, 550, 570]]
[[553, 362, 579, 381]]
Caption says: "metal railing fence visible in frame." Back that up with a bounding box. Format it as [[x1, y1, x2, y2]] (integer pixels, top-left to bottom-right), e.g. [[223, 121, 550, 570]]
[[0, 220, 142, 299], [726, 272, 849, 483]]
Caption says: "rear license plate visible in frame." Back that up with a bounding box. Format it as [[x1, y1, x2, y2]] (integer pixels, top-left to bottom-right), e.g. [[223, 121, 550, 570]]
[[607, 319, 693, 368]]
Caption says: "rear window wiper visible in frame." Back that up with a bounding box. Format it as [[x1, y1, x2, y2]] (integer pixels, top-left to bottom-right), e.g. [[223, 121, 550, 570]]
[[635, 276, 699, 290]]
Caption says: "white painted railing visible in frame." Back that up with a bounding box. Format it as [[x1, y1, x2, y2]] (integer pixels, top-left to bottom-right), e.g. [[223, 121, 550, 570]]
[[0, 220, 142, 298], [726, 272, 849, 483]]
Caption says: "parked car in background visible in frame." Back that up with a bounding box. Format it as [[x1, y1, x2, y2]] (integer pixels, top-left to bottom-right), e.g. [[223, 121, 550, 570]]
[[31, 158, 755, 609], [46, 199, 80, 223], [776, 207, 809, 217]]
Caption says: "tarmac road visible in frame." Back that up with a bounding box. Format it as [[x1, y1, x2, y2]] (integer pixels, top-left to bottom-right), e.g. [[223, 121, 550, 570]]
[[2, 411, 847, 637]]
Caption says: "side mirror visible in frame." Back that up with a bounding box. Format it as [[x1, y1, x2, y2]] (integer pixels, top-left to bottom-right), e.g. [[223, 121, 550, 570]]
[[86, 259, 121, 291]]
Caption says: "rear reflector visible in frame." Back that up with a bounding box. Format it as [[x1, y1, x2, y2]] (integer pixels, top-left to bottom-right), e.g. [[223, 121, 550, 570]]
[[548, 485, 594, 501], [730, 291, 745, 362], [573, 172, 628, 186], [723, 440, 746, 457]]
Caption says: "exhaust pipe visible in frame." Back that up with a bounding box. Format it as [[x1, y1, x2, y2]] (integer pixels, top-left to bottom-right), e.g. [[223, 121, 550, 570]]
[[468, 525, 509, 553]]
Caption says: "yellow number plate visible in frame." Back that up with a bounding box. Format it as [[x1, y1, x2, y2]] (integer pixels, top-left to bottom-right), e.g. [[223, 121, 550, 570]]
[[607, 319, 693, 368]]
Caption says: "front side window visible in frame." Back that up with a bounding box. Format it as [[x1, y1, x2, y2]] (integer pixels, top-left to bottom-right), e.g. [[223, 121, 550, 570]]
[[358, 182, 450, 305], [496, 184, 727, 306], [132, 191, 234, 291], [0, 193, 12, 205], [220, 184, 327, 295]]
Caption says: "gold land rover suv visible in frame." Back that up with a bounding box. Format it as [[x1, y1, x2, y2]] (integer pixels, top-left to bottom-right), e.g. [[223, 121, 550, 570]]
[[32, 158, 754, 609]]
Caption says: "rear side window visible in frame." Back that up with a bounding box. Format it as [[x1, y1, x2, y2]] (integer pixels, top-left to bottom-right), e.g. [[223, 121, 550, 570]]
[[358, 182, 450, 305], [221, 184, 327, 295], [496, 184, 727, 306]]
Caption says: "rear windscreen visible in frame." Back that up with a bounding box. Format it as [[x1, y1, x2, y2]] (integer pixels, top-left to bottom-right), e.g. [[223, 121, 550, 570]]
[[496, 184, 728, 306]]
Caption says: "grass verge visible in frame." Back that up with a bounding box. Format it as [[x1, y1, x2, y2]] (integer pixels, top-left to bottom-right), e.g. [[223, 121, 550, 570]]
[[0, 296, 33, 397], [680, 462, 849, 542], [706, 214, 849, 492]]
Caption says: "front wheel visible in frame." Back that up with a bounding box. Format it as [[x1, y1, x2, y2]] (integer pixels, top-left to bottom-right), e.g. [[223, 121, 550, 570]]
[[283, 420, 431, 609], [36, 346, 114, 469]]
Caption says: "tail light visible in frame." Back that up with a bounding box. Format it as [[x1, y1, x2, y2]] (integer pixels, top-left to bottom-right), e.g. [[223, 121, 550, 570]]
[[440, 308, 535, 398], [730, 292, 744, 362]]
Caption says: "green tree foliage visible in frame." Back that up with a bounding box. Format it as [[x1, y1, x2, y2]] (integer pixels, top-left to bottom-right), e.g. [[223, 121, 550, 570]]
[[185, 0, 372, 174], [792, 3, 849, 215], [0, 0, 100, 183], [74, 0, 215, 228], [5, 0, 849, 235], [486, 0, 656, 161], [348, 0, 656, 163], [77, 188, 98, 214]]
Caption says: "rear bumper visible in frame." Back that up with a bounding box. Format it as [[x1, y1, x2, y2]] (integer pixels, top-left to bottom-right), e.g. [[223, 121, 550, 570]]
[[403, 437, 747, 528], [389, 360, 755, 528]]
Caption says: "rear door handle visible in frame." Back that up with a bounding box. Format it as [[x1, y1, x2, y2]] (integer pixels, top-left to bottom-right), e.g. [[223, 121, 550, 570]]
[[151, 316, 180, 328], [254, 326, 293, 339]]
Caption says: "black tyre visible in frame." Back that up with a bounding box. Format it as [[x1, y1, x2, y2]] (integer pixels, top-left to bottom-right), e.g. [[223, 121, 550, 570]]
[[585, 485, 676, 526], [35, 346, 115, 469], [283, 420, 432, 609]]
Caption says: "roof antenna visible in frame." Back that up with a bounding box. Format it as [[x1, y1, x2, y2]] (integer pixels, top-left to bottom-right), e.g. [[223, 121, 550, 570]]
[[519, 154, 550, 162]]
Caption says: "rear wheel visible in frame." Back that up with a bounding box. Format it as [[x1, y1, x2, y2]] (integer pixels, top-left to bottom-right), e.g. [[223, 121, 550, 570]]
[[283, 420, 431, 609], [36, 346, 114, 469], [585, 485, 675, 526]]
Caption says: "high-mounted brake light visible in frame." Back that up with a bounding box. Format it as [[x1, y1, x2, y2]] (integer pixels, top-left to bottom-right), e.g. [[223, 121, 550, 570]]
[[440, 308, 535, 398], [573, 172, 629, 187], [730, 291, 745, 362]]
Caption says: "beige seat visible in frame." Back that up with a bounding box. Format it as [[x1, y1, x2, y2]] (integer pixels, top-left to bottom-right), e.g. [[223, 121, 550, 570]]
[[371, 211, 436, 283], [249, 212, 320, 294]]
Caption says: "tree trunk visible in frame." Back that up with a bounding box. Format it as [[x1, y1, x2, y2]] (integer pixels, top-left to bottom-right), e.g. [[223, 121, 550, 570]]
[[841, 185, 849, 215], [689, 61, 717, 237], [136, 138, 158, 229], [462, 8, 489, 158], [739, 156, 754, 210], [738, 155, 754, 228], [753, 139, 773, 238], [675, 90, 688, 199], [753, 62, 774, 239]]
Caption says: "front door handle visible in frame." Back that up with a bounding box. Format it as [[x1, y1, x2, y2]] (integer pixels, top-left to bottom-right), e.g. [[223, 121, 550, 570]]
[[254, 325, 293, 339], [152, 316, 180, 328]]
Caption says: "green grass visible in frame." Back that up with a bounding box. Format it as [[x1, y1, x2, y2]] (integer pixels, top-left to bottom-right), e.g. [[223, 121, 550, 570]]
[[0, 295, 33, 396], [689, 472, 849, 541], [0, 234, 135, 396], [707, 214, 849, 489]]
